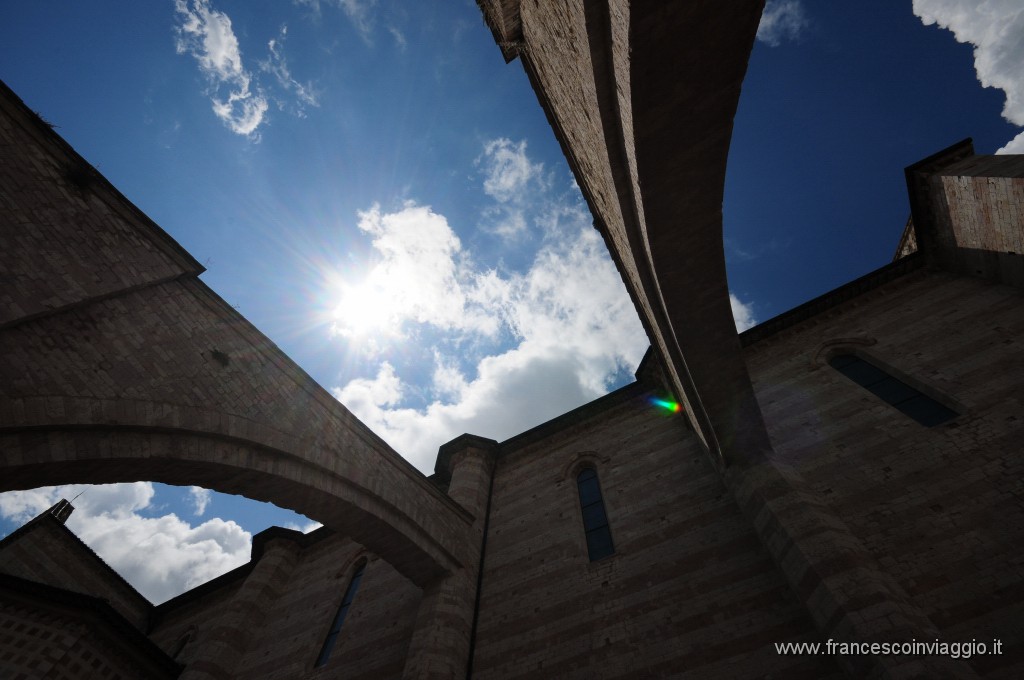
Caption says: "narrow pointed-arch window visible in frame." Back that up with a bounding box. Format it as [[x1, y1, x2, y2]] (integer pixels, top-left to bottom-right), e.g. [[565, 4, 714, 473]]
[[829, 354, 957, 426], [577, 467, 614, 561], [315, 559, 366, 668]]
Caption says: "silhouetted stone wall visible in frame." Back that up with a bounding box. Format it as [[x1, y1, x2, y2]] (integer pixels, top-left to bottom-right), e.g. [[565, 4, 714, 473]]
[[473, 387, 841, 679], [148, 531, 423, 679], [746, 269, 1024, 678]]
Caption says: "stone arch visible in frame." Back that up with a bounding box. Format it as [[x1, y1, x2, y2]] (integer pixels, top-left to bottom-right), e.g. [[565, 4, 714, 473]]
[[626, 2, 772, 466], [513, 0, 770, 465], [556, 450, 610, 483], [0, 397, 470, 587], [0, 80, 475, 590], [810, 337, 879, 369]]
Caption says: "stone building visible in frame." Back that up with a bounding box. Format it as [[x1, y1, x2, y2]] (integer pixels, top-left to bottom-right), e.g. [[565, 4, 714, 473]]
[[1, 1, 1023, 679]]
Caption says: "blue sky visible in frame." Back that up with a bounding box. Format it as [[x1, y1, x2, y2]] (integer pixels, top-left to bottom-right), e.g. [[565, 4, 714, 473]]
[[1, 0, 1021, 603]]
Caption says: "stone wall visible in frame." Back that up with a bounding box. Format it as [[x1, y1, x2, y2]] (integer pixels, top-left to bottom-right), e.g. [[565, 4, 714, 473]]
[[746, 269, 1024, 678], [472, 386, 841, 679], [149, 530, 423, 679], [148, 575, 242, 669], [0, 82, 200, 328], [0, 574, 180, 679], [501, 0, 772, 464], [0, 516, 151, 631]]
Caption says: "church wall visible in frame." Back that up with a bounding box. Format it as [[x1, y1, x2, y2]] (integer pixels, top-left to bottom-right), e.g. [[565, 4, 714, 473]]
[[147, 576, 244, 666], [0, 518, 150, 632], [148, 531, 422, 679], [0, 85, 200, 328], [234, 534, 422, 679], [746, 269, 1024, 678], [472, 388, 842, 679], [0, 598, 177, 680]]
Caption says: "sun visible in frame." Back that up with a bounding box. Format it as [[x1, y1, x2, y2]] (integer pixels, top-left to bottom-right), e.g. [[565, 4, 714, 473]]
[[330, 276, 408, 340]]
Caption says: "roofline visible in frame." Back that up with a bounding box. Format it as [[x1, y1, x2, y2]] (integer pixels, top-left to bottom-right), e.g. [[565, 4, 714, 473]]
[[497, 378, 672, 456], [152, 524, 333, 617], [739, 252, 925, 347], [0, 78, 205, 276], [0, 508, 152, 610]]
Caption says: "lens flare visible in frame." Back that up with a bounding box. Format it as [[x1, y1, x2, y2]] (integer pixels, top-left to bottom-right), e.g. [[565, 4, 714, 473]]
[[649, 397, 681, 413]]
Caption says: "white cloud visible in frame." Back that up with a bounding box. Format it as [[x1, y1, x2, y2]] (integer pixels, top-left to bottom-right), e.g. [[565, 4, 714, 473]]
[[757, 0, 808, 47], [189, 486, 212, 516], [1000, 132, 1024, 154], [174, 0, 269, 136], [284, 520, 324, 534], [730, 293, 757, 332], [490, 210, 528, 240], [431, 351, 469, 402], [334, 341, 608, 473], [0, 483, 153, 526], [330, 198, 648, 470], [479, 138, 543, 203], [0, 484, 251, 604], [999, 131, 1024, 154], [476, 138, 548, 241], [913, 0, 1024, 153], [295, 0, 377, 42], [330, 139, 759, 471], [339, 0, 376, 41], [389, 26, 407, 50], [329, 203, 499, 344], [76, 514, 249, 605], [263, 26, 320, 113], [338, 361, 405, 409], [293, 0, 322, 15]]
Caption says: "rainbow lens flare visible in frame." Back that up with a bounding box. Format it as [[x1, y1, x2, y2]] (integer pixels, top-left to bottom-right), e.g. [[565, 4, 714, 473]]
[[649, 397, 681, 413]]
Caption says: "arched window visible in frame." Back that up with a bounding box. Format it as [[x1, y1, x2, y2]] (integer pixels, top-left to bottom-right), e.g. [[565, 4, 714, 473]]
[[314, 559, 366, 668], [577, 467, 614, 561], [829, 354, 957, 426]]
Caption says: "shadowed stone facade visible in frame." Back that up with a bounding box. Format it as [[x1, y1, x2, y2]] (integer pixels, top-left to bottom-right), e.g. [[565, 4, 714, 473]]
[[2, 1, 1024, 678]]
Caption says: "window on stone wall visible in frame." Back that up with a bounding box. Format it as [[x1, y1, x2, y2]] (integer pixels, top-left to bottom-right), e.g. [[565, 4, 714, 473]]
[[829, 354, 958, 426], [577, 467, 615, 561], [314, 558, 367, 668]]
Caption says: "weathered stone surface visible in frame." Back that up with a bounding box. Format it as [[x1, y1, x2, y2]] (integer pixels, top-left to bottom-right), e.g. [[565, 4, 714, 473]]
[[2, 2, 1024, 678]]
